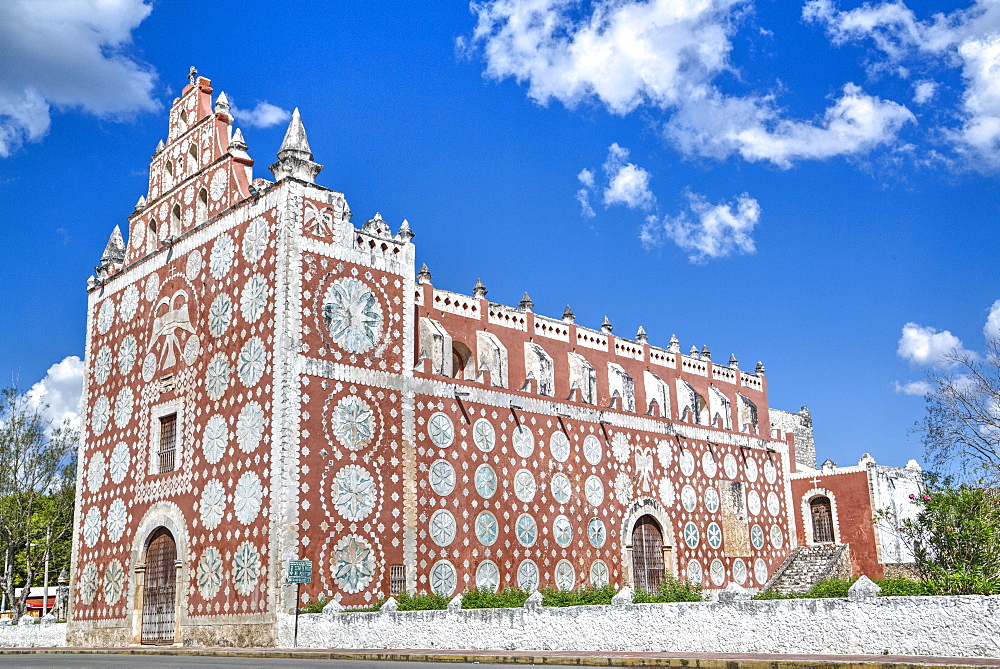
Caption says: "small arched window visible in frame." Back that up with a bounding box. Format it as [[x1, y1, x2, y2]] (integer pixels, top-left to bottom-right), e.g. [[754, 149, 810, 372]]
[[188, 144, 198, 175], [196, 189, 208, 224], [164, 161, 174, 190], [147, 220, 158, 253], [171, 205, 182, 236], [451, 342, 475, 380]]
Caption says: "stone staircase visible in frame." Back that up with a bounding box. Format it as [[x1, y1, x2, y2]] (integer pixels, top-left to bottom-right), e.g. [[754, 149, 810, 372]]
[[762, 543, 851, 595]]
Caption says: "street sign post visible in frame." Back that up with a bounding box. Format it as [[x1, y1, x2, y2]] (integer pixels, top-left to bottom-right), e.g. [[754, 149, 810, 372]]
[[286, 559, 312, 646]]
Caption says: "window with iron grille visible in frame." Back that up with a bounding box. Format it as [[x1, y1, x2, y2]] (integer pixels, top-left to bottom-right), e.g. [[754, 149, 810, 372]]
[[389, 565, 406, 595], [158, 413, 177, 474]]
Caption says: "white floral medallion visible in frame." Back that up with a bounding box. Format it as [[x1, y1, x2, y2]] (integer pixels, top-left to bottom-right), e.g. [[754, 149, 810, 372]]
[[120, 284, 139, 322], [210, 169, 228, 201], [141, 353, 156, 382], [613, 471, 633, 505], [240, 274, 268, 323], [426, 412, 453, 449], [205, 353, 230, 401], [517, 559, 539, 592], [474, 464, 497, 498], [750, 524, 765, 550], [767, 491, 781, 516], [97, 299, 115, 334], [472, 418, 495, 452], [91, 396, 110, 436], [209, 234, 236, 279], [512, 426, 534, 458], [185, 250, 203, 280], [724, 453, 738, 479], [553, 514, 573, 548], [83, 506, 102, 548], [754, 558, 769, 585], [332, 396, 375, 451], [234, 471, 263, 525], [513, 469, 536, 502], [94, 346, 112, 385], [747, 490, 761, 515], [118, 335, 137, 375], [679, 449, 695, 476], [430, 560, 456, 596], [610, 432, 631, 463], [200, 479, 225, 530], [704, 487, 720, 513], [109, 442, 130, 484], [237, 401, 266, 452], [243, 216, 269, 262], [79, 562, 98, 605], [555, 559, 575, 591], [476, 560, 500, 592], [764, 459, 777, 484], [331, 465, 377, 521], [475, 510, 499, 546], [429, 509, 456, 546], [106, 498, 128, 543], [656, 439, 673, 468], [232, 541, 261, 596], [710, 559, 726, 586], [707, 522, 723, 549], [87, 452, 106, 493], [549, 431, 570, 462], [144, 274, 159, 303], [659, 478, 676, 506], [515, 513, 537, 547], [182, 335, 201, 366], [322, 277, 382, 354], [203, 414, 228, 464], [588, 517, 606, 548], [590, 560, 609, 587], [550, 472, 571, 504], [686, 559, 703, 585], [769, 524, 784, 549], [208, 293, 232, 338], [333, 535, 375, 594], [197, 546, 223, 600], [585, 475, 604, 506], [583, 434, 602, 465], [113, 387, 133, 428], [429, 459, 456, 496], [732, 558, 748, 585], [702, 451, 718, 478], [681, 484, 697, 512], [237, 336, 266, 387], [745, 457, 759, 482], [103, 559, 124, 605]]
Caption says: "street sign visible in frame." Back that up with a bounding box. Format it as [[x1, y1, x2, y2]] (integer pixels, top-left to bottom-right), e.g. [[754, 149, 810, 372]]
[[287, 559, 312, 584]]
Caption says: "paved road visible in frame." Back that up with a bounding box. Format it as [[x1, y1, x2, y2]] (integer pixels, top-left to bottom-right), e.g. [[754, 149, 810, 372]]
[[2, 655, 517, 668]]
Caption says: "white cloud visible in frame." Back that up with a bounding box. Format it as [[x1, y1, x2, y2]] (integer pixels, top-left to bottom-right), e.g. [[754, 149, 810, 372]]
[[576, 168, 596, 218], [230, 101, 291, 129], [601, 143, 655, 209], [912, 80, 938, 105], [985, 299, 1000, 341], [25, 356, 83, 432], [641, 191, 760, 263], [893, 380, 933, 395], [897, 322, 971, 368], [804, 0, 1000, 168], [665, 83, 914, 168], [466, 0, 914, 167], [0, 0, 158, 157]]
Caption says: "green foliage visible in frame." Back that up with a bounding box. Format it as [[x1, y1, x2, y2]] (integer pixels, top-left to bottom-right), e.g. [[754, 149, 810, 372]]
[[462, 586, 529, 609], [396, 591, 449, 610], [806, 578, 853, 598], [301, 597, 328, 614], [875, 576, 932, 597], [632, 576, 703, 603], [540, 584, 618, 607]]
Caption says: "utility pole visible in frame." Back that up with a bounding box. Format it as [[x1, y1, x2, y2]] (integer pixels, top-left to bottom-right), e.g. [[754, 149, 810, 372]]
[[42, 527, 50, 617]]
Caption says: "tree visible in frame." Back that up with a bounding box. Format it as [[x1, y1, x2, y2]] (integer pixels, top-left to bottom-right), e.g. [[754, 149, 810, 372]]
[[0, 387, 77, 618], [920, 340, 1000, 485]]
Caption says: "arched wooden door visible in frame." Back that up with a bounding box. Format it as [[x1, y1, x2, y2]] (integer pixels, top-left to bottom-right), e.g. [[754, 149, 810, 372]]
[[631, 515, 664, 592], [141, 528, 177, 644], [810, 497, 835, 543]]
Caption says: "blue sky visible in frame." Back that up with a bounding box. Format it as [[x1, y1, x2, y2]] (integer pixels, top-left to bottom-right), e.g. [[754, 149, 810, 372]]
[[1, 0, 998, 470]]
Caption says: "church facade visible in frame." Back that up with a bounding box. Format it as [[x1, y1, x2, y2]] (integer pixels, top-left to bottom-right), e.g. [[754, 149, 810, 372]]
[[68, 74, 919, 647]]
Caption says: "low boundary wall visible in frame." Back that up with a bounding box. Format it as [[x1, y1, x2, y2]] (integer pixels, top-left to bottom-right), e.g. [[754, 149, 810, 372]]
[[280, 595, 1000, 658], [0, 621, 67, 648]]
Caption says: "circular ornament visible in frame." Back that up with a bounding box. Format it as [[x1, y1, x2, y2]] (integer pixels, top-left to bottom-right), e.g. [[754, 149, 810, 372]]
[[97, 300, 115, 335], [475, 510, 499, 546], [707, 522, 723, 549], [745, 457, 759, 482], [429, 509, 456, 546], [141, 353, 156, 382], [474, 463, 497, 499], [332, 396, 375, 451], [476, 560, 500, 592], [208, 293, 232, 338], [515, 513, 537, 547], [704, 487, 720, 513], [555, 560, 575, 591], [202, 415, 228, 464], [710, 559, 726, 586], [724, 453, 738, 479], [87, 451, 106, 493], [109, 443, 130, 484], [732, 558, 748, 585], [610, 432, 631, 463], [79, 562, 98, 605], [429, 459, 456, 496], [750, 524, 765, 550], [747, 490, 761, 515], [702, 451, 718, 478], [590, 560, 609, 587], [144, 274, 159, 303], [331, 465, 377, 521], [91, 396, 110, 436], [514, 469, 537, 502], [583, 434, 602, 465], [769, 524, 784, 549], [754, 558, 769, 585], [764, 459, 777, 484], [234, 471, 263, 525], [427, 412, 454, 448], [83, 507, 102, 548], [681, 484, 697, 512], [205, 353, 230, 401], [243, 216, 269, 262], [118, 335, 137, 375], [322, 277, 383, 354], [103, 559, 124, 605], [185, 250, 203, 280], [549, 431, 570, 462], [209, 234, 236, 279], [232, 541, 262, 596], [332, 535, 375, 594], [683, 522, 700, 548], [209, 169, 228, 201], [120, 285, 139, 322], [430, 560, 457, 596], [587, 518, 606, 548], [106, 499, 128, 543], [680, 449, 695, 476], [585, 475, 604, 506], [237, 401, 266, 452], [512, 426, 534, 458], [686, 559, 703, 585], [240, 275, 268, 323], [553, 514, 573, 548], [550, 472, 571, 504], [472, 418, 495, 452], [767, 491, 781, 516], [656, 439, 673, 468], [659, 478, 676, 506], [113, 387, 133, 428], [94, 347, 112, 385], [613, 471, 633, 505], [517, 559, 539, 592], [197, 547, 223, 600], [200, 480, 225, 530], [237, 336, 266, 387]]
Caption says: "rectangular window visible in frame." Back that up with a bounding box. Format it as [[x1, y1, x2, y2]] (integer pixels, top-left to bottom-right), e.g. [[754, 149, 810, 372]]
[[158, 413, 177, 474], [389, 565, 406, 595]]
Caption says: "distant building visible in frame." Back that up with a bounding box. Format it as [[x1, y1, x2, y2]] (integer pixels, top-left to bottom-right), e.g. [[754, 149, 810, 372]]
[[68, 73, 921, 647]]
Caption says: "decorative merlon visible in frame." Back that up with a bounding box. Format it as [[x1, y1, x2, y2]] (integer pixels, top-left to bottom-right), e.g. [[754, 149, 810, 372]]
[[701, 345, 711, 360], [472, 278, 487, 299], [729, 353, 738, 369], [153, 139, 164, 157], [523, 590, 543, 611], [417, 263, 432, 285], [755, 361, 766, 374], [380, 597, 398, 612], [848, 575, 881, 602], [447, 594, 463, 611], [562, 305, 575, 324], [361, 212, 391, 237], [322, 599, 344, 616], [601, 316, 613, 333], [718, 582, 751, 603], [396, 219, 414, 242], [668, 334, 680, 353], [229, 128, 248, 152], [519, 292, 533, 311], [636, 326, 648, 343], [611, 586, 634, 606], [214, 91, 231, 115]]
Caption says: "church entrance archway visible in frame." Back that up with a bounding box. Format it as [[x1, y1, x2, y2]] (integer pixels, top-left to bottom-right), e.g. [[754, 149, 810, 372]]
[[631, 515, 665, 592], [810, 497, 835, 543], [141, 527, 178, 644]]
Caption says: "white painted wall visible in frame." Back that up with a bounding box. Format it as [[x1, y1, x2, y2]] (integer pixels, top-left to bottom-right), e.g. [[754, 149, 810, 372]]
[[280, 595, 1000, 658], [0, 622, 67, 648]]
